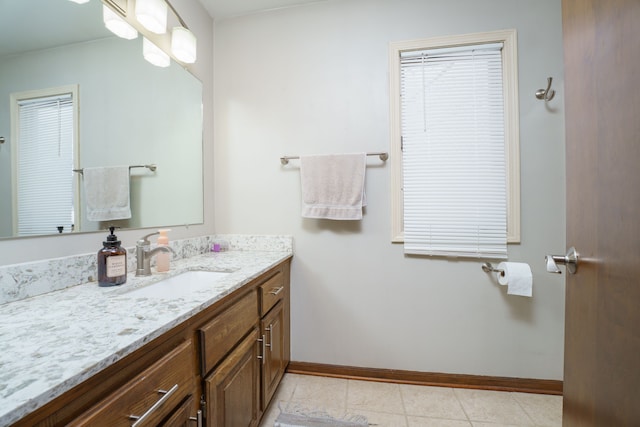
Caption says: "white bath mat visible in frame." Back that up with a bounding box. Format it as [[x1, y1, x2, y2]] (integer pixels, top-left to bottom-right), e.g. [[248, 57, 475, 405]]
[[274, 404, 369, 427]]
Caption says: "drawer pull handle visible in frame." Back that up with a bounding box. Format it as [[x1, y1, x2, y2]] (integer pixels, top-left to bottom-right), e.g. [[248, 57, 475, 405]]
[[189, 410, 203, 427], [269, 286, 284, 296], [129, 384, 179, 427], [266, 324, 273, 352], [257, 335, 266, 365]]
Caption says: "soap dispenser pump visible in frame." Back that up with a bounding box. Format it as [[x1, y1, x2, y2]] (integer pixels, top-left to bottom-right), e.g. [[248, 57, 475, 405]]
[[98, 226, 127, 287]]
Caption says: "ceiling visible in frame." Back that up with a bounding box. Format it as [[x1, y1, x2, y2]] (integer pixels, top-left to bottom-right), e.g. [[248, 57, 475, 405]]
[[196, 0, 325, 20]]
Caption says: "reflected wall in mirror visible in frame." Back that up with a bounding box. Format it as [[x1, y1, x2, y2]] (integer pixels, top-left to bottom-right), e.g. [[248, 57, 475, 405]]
[[0, 0, 204, 239]]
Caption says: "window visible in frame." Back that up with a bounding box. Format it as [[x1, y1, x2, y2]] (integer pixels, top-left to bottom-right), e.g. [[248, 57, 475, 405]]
[[389, 30, 520, 258], [11, 86, 79, 236]]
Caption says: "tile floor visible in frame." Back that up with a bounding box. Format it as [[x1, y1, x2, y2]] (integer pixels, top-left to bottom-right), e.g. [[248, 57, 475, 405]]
[[260, 374, 563, 427]]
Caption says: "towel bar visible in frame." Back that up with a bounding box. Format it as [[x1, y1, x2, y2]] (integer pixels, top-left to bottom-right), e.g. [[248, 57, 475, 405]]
[[280, 152, 388, 165], [73, 164, 157, 174]]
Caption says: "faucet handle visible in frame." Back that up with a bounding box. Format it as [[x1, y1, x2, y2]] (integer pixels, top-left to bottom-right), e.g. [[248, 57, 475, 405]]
[[137, 231, 160, 246]]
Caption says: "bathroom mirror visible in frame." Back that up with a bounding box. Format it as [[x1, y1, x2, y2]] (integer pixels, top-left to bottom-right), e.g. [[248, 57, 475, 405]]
[[0, 0, 204, 239]]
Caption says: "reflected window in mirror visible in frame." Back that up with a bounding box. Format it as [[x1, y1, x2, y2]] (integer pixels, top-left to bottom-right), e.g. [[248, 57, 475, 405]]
[[10, 86, 79, 236]]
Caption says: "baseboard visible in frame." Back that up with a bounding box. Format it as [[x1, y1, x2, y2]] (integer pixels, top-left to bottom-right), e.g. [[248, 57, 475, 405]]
[[287, 361, 562, 395]]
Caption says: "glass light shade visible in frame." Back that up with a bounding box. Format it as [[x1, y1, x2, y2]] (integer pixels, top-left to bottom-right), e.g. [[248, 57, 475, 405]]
[[135, 0, 167, 34], [143, 37, 170, 67], [171, 27, 197, 64], [103, 6, 138, 40], [69, 0, 91, 3]]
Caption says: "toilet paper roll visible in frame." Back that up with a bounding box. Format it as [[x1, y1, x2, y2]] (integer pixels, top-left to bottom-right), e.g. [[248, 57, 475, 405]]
[[497, 262, 533, 297]]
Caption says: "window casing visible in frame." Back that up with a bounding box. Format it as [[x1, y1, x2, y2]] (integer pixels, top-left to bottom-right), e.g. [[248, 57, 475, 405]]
[[389, 30, 520, 254]]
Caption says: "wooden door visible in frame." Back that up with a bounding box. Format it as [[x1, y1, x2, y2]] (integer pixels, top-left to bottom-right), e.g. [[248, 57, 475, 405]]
[[205, 328, 261, 427], [562, 0, 640, 425]]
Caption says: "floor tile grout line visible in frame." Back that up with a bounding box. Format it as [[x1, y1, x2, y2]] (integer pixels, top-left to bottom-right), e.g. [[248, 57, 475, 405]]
[[398, 381, 410, 427], [509, 391, 538, 426], [452, 387, 473, 423]]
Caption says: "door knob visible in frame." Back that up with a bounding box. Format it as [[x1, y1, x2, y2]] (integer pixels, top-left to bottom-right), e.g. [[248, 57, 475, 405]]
[[545, 247, 579, 274]]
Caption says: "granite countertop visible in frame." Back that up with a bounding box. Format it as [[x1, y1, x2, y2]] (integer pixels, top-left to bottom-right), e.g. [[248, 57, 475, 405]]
[[0, 249, 292, 426]]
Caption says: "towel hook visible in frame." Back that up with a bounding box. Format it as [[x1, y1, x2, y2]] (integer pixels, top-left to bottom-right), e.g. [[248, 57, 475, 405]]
[[535, 77, 556, 102]]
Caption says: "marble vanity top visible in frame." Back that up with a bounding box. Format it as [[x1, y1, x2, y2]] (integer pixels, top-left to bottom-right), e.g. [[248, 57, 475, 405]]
[[0, 249, 292, 426]]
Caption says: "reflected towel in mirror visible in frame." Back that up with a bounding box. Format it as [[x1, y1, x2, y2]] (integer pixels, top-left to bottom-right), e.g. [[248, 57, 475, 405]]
[[83, 166, 132, 221]]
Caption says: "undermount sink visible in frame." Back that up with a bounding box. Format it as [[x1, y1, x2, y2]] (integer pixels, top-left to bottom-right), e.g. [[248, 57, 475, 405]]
[[126, 270, 231, 299]]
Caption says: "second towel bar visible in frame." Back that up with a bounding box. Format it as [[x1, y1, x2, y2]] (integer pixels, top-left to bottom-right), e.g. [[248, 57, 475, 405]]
[[73, 164, 157, 174]]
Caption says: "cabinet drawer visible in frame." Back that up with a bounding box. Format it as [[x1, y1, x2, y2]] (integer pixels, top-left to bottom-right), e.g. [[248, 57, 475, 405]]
[[259, 269, 285, 315], [69, 339, 195, 427], [199, 290, 258, 376]]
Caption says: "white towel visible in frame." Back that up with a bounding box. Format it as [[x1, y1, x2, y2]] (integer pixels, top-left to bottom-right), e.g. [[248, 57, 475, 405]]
[[300, 153, 367, 220], [83, 166, 132, 221]]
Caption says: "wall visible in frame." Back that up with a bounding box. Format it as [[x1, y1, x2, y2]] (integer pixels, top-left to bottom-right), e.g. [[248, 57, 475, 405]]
[[214, 0, 566, 379], [0, 0, 214, 264]]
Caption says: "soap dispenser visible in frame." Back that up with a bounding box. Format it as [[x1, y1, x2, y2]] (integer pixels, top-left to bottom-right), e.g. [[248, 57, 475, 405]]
[[156, 229, 171, 272], [97, 226, 127, 287]]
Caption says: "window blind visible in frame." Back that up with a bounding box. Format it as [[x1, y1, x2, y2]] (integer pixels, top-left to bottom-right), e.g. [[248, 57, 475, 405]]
[[17, 94, 74, 236], [401, 43, 507, 258]]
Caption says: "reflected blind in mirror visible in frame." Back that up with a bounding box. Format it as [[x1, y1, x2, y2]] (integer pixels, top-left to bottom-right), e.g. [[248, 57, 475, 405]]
[[16, 94, 74, 236]]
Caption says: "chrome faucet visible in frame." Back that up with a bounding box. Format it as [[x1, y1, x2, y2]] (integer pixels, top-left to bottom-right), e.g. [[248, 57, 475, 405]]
[[135, 232, 176, 276]]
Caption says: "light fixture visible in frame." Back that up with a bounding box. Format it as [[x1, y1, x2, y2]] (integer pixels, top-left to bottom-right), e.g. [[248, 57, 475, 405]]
[[143, 37, 170, 67], [171, 27, 197, 64], [68, 0, 91, 3], [103, 5, 138, 40], [135, 0, 168, 34]]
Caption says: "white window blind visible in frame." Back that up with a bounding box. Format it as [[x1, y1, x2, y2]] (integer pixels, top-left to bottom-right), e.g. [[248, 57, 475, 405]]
[[401, 43, 507, 258], [17, 94, 74, 236]]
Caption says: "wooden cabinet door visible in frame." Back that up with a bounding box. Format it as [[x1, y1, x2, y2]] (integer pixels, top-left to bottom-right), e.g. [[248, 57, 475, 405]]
[[261, 301, 285, 409], [205, 328, 260, 427], [159, 395, 196, 427]]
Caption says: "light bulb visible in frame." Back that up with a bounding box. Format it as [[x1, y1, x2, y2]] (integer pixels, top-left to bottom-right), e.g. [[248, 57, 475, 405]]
[[103, 6, 138, 40], [143, 38, 170, 67], [171, 27, 197, 64], [135, 0, 168, 34]]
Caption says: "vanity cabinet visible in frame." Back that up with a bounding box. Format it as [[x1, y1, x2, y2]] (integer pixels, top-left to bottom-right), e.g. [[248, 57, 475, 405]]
[[200, 262, 290, 426], [11, 258, 291, 427]]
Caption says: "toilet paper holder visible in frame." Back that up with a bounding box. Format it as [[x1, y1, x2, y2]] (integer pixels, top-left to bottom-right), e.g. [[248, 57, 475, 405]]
[[481, 263, 505, 277]]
